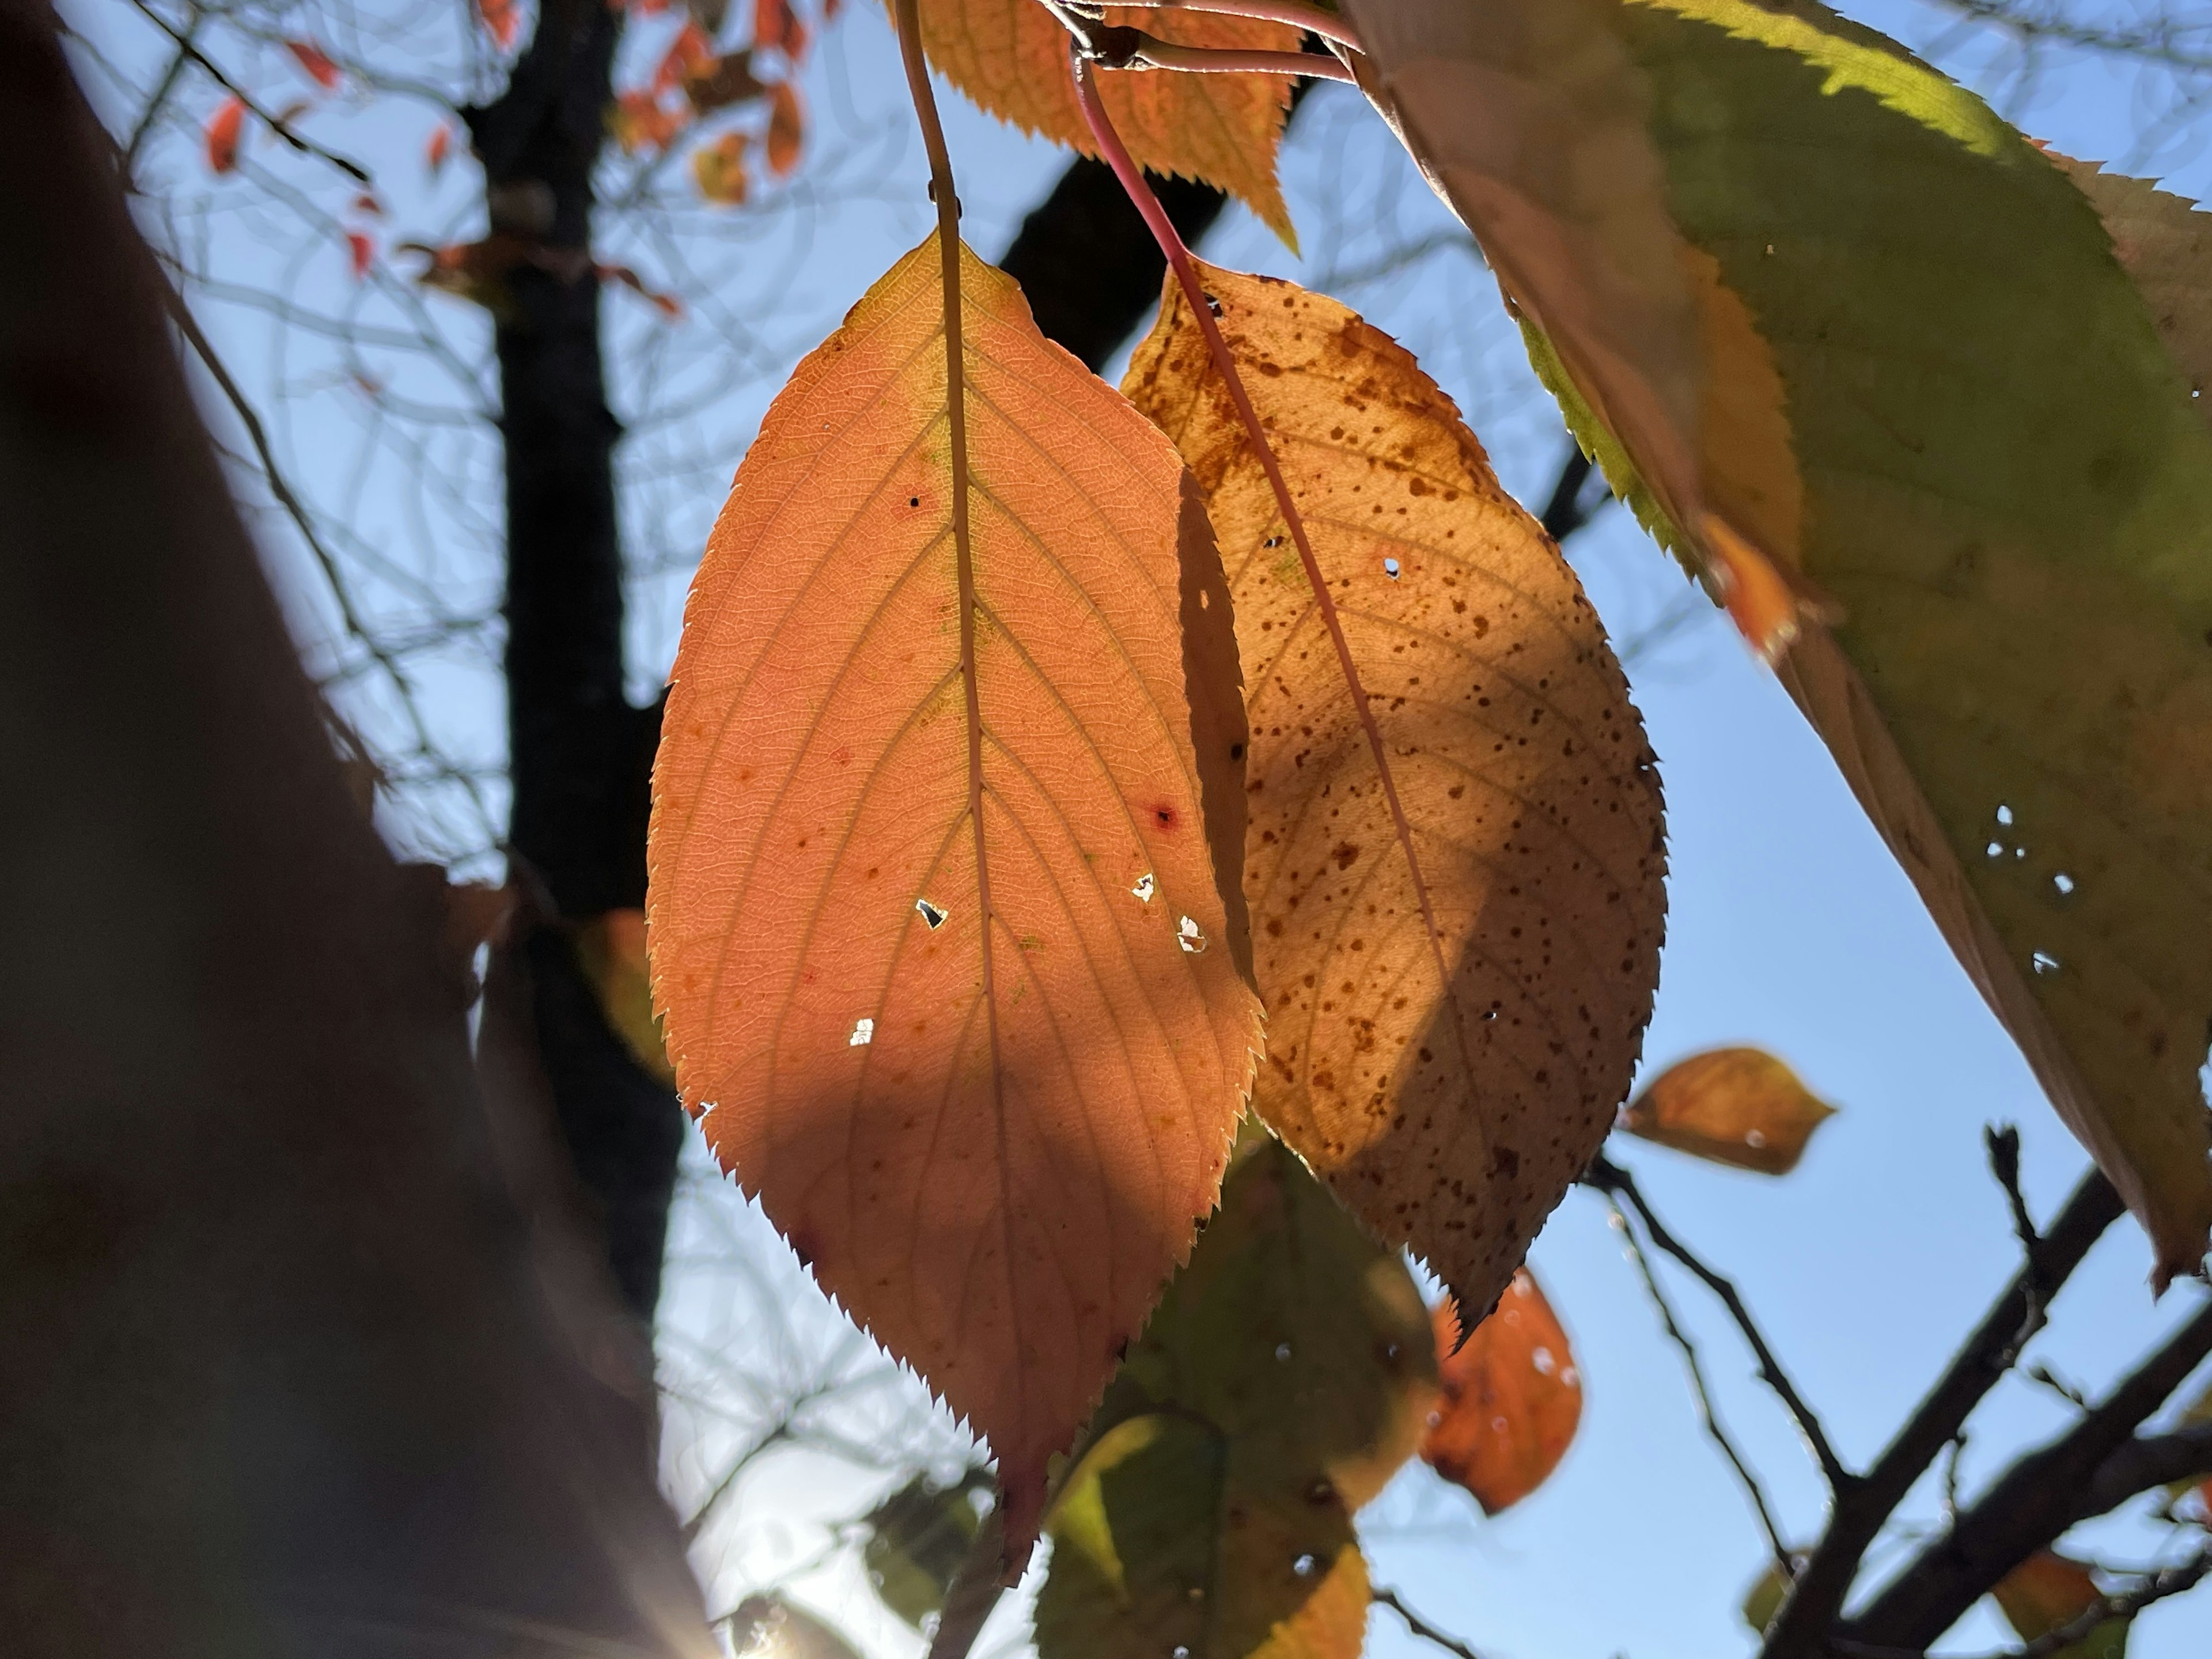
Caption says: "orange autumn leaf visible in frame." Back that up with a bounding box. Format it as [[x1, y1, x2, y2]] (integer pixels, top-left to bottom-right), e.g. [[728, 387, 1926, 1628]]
[[917, 1, 1297, 244], [657, 20, 718, 94], [204, 97, 245, 175], [572, 910, 676, 1086], [1124, 266, 1666, 1323], [611, 89, 690, 154], [426, 122, 455, 176], [1422, 1270, 1582, 1513], [1620, 1047, 1838, 1176], [346, 230, 374, 279], [1991, 1552, 2130, 1659], [285, 39, 343, 90], [646, 232, 1260, 1561], [765, 79, 803, 176], [691, 131, 749, 204], [478, 0, 522, 49], [756, 0, 810, 61]]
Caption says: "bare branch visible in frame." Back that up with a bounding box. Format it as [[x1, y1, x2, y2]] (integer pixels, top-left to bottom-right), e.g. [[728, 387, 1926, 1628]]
[[1586, 1154, 1851, 1492], [1374, 1586, 1494, 1659], [1599, 1187, 1797, 1574]]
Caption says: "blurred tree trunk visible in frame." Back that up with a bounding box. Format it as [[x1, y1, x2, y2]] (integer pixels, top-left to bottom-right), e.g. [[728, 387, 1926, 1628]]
[[0, 3, 709, 1651]]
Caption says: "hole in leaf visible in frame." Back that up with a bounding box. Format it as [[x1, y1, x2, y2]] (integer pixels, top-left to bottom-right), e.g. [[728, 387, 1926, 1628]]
[[1131, 872, 1156, 903], [849, 1017, 874, 1047], [1292, 1554, 1317, 1578], [2054, 872, 2075, 895], [1384, 558, 1401, 579], [1177, 915, 1207, 954], [1986, 841, 2004, 859], [1995, 803, 2015, 827], [1274, 1341, 1292, 1361], [2032, 950, 2061, 975], [916, 898, 948, 930]]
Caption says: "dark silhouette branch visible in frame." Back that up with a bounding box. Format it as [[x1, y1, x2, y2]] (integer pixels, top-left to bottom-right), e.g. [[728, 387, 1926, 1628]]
[[1757, 1169, 2126, 1659], [1839, 1293, 2212, 1650], [1374, 1586, 1494, 1659], [1586, 1154, 1851, 1493]]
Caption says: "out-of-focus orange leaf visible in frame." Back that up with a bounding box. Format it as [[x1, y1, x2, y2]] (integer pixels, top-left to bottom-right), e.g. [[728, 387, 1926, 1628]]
[[351, 191, 383, 217], [286, 39, 343, 90], [573, 910, 676, 1086], [647, 233, 1260, 1561], [657, 21, 718, 94], [919, 2, 1296, 243], [204, 97, 245, 175], [1992, 1554, 2128, 1659], [764, 79, 802, 176], [426, 122, 455, 175], [1421, 1270, 1582, 1513], [611, 89, 691, 154], [346, 230, 374, 278], [1124, 266, 1665, 1320], [691, 132, 749, 205], [756, 0, 810, 61], [478, 0, 522, 50], [1620, 1047, 1837, 1176]]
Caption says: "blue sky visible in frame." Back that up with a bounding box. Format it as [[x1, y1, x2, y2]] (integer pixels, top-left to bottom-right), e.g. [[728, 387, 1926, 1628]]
[[70, 1, 2212, 1654]]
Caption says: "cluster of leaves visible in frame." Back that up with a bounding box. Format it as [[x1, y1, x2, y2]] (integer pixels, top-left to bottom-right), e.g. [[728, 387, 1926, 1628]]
[[636, 2, 2212, 1637]]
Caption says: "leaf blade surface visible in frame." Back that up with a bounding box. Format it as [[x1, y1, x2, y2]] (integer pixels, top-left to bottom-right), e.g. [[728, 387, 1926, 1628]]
[[648, 233, 1262, 1555]]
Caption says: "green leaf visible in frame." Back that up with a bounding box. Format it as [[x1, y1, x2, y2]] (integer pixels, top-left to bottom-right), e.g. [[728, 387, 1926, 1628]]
[[1741, 1562, 1789, 1635], [1526, 0, 2212, 1279], [861, 1469, 991, 1630], [1035, 1134, 1437, 1659]]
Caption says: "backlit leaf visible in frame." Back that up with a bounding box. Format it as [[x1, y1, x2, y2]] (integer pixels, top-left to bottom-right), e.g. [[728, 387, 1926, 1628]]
[[766, 79, 804, 176], [1421, 1268, 1582, 1513], [573, 909, 676, 1086], [426, 122, 454, 176], [1991, 1554, 2129, 1659], [658, 20, 719, 94], [693, 131, 751, 205], [346, 230, 374, 279], [915, 1, 1297, 244], [862, 1468, 991, 1629], [1035, 1134, 1433, 1659], [647, 233, 1262, 1558], [204, 97, 245, 175], [1124, 264, 1666, 1322], [2059, 159, 2212, 411], [757, 0, 812, 62], [1339, 0, 1709, 577], [1620, 1046, 1836, 1175], [1509, 0, 2212, 1280], [1741, 1562, 1789, 1636], [478, 0, 521, 50]]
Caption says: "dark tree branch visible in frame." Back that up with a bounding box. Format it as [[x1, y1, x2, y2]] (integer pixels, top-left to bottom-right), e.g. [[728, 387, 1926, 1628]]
[[1539, 445, 1607, 541], [1587, 1153, 1851, 1493], [1599, 1187, 1796, 1572], [2085, 1419, 2212, 1513], [1758, 1170, 2126, 1659], [1840, 1294, 2212, 1650], [2006, 1546, 2212, 1659], [474, 1, 684, 1322], [1374, 1586, 1494, 1659]]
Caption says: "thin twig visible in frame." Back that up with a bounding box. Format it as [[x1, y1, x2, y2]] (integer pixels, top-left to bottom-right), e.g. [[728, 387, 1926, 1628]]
[[1373, 1586, 1491, 1659], [1984, 1124, 2048, 1365], [1601, 1192, 1796, 1574], [2009, 1546, 2212, 1659], [126, 0, 372, 184], [1586, 1154, 1851, 1493], [123, 6, 199, 174]]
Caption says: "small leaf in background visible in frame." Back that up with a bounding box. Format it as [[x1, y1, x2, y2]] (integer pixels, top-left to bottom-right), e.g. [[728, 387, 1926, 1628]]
[[1036, 1135, 1431, 1659], [598, 262, 686, 321], [1741, 1562, 1790, 1636], [1421, 1269, 1581, 1514], [756, 0, 810, 62], [611, 89, 690, 154], [727, 1596, 867, 1659], [285, 39, 343, 91], [1991, 1554, 2129, 1659], [426, 122, 454, 176], [862, 1468, 991, 1630], [1124, 264, 1665, 1330], [918, 1, 1297, 245], [204, 97, 245, 175], [572, 909, 676, 1086], [1619, 1047, 1837, 1176], [477, 0, 521, 50], [692, 131, 750, 206], [647, 233, 1260, 1560], [657, 20, 719, 95], [2159, 1376, 2212, 1512], [346, 230, 374, 279], [765, 79, 803, 176]]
